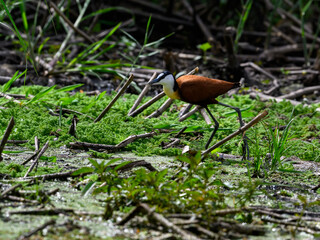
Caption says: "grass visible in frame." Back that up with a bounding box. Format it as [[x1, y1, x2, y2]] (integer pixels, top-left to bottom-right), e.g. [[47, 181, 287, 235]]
[[1, 85, 319, 163]]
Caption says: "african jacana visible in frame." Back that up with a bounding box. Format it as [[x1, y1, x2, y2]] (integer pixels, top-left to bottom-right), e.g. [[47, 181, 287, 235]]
[[151, 71, 248, 158]]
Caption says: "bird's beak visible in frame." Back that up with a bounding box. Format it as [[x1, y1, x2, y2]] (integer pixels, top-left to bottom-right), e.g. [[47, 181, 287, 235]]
[[150, 77, 161, 85]]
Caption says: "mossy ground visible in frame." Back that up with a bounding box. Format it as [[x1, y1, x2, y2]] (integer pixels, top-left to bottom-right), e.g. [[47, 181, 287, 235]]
[[1, 85, 319, 160], [1, 86, 320, 239]]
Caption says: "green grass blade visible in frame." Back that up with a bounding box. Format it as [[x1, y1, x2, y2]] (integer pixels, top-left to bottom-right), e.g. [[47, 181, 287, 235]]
[[82, 7, 132, 21], [2, 70, 27, 92], [55, 84, 84, 93], [0, 0, 28, 52], [234, 0, 253, 53], [25, 85, 56, 105], [144, 15, 152, 45], [19, 0, 28, 31]]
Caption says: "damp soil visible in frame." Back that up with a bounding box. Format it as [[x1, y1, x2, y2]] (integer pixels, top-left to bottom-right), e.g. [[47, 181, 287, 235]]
[[1, 145, 320, 239]]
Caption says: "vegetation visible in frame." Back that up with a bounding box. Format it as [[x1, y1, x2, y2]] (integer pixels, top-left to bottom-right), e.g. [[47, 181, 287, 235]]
[[0, 0, 320, 239]]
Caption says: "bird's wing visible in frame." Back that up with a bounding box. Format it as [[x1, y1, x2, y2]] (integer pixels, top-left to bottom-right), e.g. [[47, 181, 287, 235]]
[[177, 75, 235, 105]]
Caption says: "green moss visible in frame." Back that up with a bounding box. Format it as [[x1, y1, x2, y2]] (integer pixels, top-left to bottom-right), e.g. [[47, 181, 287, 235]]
[[1, 86, 319, 160]]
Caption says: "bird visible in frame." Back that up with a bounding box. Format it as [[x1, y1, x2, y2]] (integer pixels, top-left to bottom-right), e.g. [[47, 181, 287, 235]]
[[151, 71, 248, 159]]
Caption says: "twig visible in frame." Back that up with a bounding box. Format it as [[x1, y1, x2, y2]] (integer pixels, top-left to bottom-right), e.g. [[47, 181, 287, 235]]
[[117, 205, 142, 225], [22, 137, 40, 165], [145, 98, 174, 118], [139, 203, 201, 240], [18, 219, 56, 240], [199, 107, 211, 124], [50, 2, 95, 44], [163, 138, 180, 149], [9, 208, 74, 215], [24, 141, 50, 178], [179, 106, 202, 122], [278, 85, 320, 99], [94, 74, 134, 122], [70, 131, 157, 150], [128, 72, 157, 115], [68, 115, 78, 138], [0, 92, 22, 104], [0, 183, 22, 198], [21, 170, 76, 181], [128, 92, 166, 117], [249, 91, 320, 112], [47, 0, 91, 73], [174, 126, 187, 138], [0, 116, 15, 161], [6, 140, 28, 144], [240, 62, 279, 95], [112, 160, 157, 172], [202, 111, 268, 156]]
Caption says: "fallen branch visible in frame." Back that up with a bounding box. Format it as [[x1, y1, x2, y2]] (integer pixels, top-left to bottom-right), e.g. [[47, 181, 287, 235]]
[[179, 105, 202, 122], [249, 91, 320, 112], [18, 219, 56, 240], [50, 2, 95, 44], [24, 141, 49, 178], [139, 203, 201, 240], [0, 116, 15, 161], [128, 92, 166, 117], [146, 98, 174, 118], [70, 131, 157, 150], [0, 183, 22, 198], [111, 160, 157, 172], [128, 72, 157, 115], [202, 111, 268, 156], [9, 208, 74, 216], [278, 85, 320, 100], [94, 74, 134, 122]]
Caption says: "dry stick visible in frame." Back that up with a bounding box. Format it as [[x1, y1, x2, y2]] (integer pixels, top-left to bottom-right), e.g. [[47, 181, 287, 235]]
[[0, 117, 15, 161], [128, 72, 157, 115], [50, 2, 95, 44], [0, 92, 22, 104], [22, 136, 40, 165], [146, 98, 174, 119], [70, 132, 157, 150], [249, 91, 320, 112], [199, 107, 211, 124], [179, 104, 193, 117], [278, 85, 320, 99], [0, 183, 22, 198], [94, 74, 134, 122], [129, 92, 166, 117], [179, 106, 202, 122], [202, 111, 268, 156], [18, 219, 56, 240], [24, 141, 49, 178], [6, 140, 28, 144], [264, 21, 296, 45], [47, 0, 91, 72], [240, 62, 279, 95], [139, 203, 201, 240]]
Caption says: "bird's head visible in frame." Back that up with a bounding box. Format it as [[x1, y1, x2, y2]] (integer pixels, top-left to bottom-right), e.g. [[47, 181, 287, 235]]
[[151, 71, 175, 86]]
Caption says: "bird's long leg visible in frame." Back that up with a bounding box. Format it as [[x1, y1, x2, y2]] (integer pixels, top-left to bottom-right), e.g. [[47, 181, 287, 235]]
[[217, 102, 249, 160], [204, 106, 219, 149]]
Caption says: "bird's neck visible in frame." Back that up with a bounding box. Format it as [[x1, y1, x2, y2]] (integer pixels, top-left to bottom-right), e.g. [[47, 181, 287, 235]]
[[162, 79, 180, 100]]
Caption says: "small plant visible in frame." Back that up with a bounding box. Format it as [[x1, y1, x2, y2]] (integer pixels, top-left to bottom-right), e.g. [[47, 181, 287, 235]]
[[197, 42, 212, 64], [234, 0, 253, 53], [265, 110, 295, 171]]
